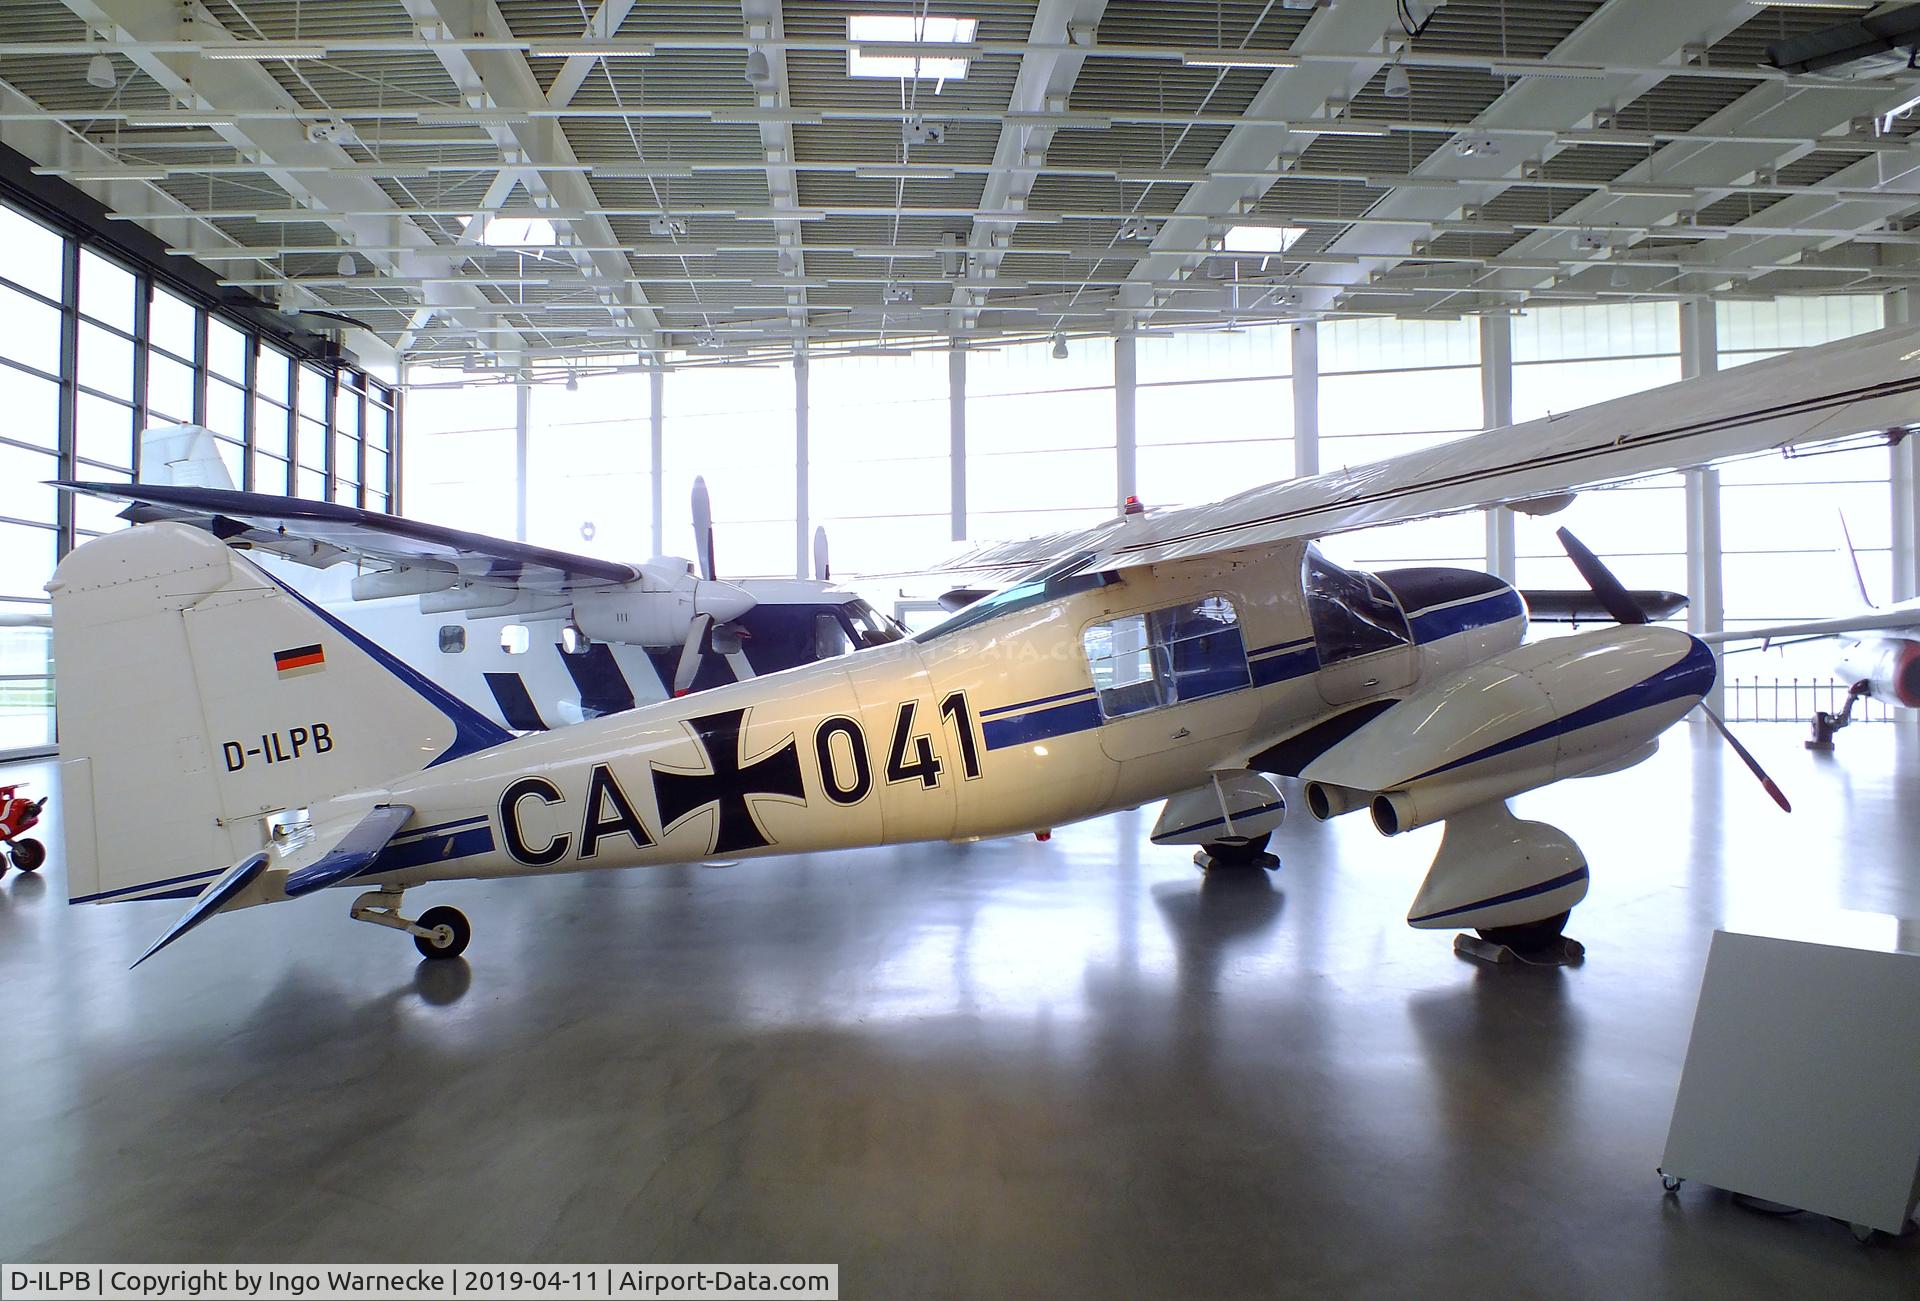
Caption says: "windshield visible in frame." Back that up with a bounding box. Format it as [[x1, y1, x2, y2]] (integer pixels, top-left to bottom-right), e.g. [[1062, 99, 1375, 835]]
[[914, 552, 1111, 643], [844, 598, 906, 647], [1301, 545, 1411, 663]]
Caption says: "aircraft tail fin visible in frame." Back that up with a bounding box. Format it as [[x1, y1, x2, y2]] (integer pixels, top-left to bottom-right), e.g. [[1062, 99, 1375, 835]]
[[1838, 510, 1876, 610], [51, 522, 510, 907], [138, 423, 237, 490]]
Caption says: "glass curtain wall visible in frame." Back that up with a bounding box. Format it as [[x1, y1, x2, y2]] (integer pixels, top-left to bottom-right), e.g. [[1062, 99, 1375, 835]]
[[402, 366, 519, 531], [965, 337, 1117, 540], [661, 360, 796, 576], [526, 366, 652, 562], [1135, 324, 1293, 508], [1509, 303, 1686, 595], [1717, 296, 1887, 627], [0, 193, 392, 756], [1318, 317, 1484, 570], [810, 349, 952, 576]]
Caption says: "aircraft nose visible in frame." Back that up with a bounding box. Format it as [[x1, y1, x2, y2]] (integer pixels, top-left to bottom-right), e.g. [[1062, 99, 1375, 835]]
[[694, 579, 756, 625]]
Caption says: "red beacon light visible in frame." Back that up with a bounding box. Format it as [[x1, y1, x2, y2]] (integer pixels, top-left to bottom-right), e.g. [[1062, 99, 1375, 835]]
[[1122, 494, 1146, 516]]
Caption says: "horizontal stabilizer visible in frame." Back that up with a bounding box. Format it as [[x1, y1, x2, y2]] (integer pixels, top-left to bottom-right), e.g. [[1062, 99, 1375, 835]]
[[283, 803, 416, 897], [131, 851, 269, 969], [1703, 607, 1920, 645]]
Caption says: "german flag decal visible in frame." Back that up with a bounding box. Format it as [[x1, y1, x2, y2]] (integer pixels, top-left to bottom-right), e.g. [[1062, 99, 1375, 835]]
[[274, 643, 326, 678]]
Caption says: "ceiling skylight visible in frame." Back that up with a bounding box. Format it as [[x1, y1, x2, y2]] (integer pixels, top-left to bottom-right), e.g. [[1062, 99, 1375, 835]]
[[461, 215, 558, 247], [847, 14, 979, 82], [1222, 224, 1305, 255]]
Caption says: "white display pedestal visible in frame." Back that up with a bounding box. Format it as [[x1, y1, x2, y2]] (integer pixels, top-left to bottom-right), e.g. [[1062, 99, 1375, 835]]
[[1660, 912, 1920, 1238]]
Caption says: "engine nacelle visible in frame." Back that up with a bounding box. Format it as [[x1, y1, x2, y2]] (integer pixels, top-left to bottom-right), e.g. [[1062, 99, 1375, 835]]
[[572, 576, 755, 647], [1838, 638, 1920, 707], [1302, 625, 1715, 835]]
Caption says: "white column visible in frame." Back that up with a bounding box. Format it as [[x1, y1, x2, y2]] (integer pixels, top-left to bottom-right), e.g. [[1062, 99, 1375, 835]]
[[794, 355, 810, 579], [949, 345, 967, 542], [1681, 299, 1724, 714], [1480, 312, 1516, 580], [1291, 322, 1319, 478], [1889, 291, 1917, 604], [514, 379, 530, 543], [649, 367, 665, 557], [1115, 332, 1137, 507]]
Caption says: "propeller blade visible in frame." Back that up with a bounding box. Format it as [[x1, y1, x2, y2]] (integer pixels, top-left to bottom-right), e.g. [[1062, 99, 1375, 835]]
[[812, 525, 830, 582], [1697, 702, 1792, 813], [1555, 527, 1646, 626], [691, 475, 716, 581], [672, 613, 711, 697]]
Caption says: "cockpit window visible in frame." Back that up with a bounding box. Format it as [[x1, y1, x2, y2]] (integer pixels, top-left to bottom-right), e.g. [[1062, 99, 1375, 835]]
[[913, 552, 1112, 643], [843, 598, 905, 647], [1302, 545, 1411, 664]]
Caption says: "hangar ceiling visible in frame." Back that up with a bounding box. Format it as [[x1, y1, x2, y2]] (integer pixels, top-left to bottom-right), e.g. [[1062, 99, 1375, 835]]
[[4, 0, 1920, 371]]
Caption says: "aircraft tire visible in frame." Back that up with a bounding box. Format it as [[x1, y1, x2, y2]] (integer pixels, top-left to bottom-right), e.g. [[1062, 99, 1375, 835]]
[[1201, 832, 1271, 867], [413, 905, 471, 960], [1474, 909, 1569, 952], [8, 838, 43, 872]]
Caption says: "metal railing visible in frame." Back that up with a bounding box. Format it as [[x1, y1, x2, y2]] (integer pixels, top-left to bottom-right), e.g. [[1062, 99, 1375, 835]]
[[1723, 676, 1896, 725]]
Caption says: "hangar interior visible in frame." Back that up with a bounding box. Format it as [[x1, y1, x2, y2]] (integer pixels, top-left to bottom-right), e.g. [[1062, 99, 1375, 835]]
[[2, 0, 1919, 1294]]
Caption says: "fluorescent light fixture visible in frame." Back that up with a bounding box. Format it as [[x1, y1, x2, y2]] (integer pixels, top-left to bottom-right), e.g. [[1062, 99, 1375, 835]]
[[461, 215, 558, 247], [416, 109, 531, 127], [592, 164, 696, 178], [202, 44, 327, 60], [1182, 50, 1298, 70], [1487, 60, 1609, 80], [66, 167, 167, 182], [1222, 224, 1306, 254], [854, 165, 957, 180], [847, 14, 979, 81], [125, 114, 236, 127], [529, 42, 655, 57], [1606, 182, 1697, 199], [1309, 121, 1392, 137]]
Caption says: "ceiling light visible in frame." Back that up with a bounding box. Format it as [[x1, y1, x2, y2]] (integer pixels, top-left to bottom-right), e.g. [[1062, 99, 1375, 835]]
[[67, 167, 166, 182], [202, 44, 327, 60], [1487, 60, 1609, 80], [1308, 121, 1393, 138], [86, 52, 116, 90], [1605, 182, 1697, 199], [1384, 62, 1411, 99], [902, 116, 945, 147], [647, 216, 690, 237], [337, 252, 355, 277], [1051, 332, 1069, 359], [1119, 218, 1159, 241], [855, 164, 956, 180], [744, 47, 774, 87], [565, 370, 579, 392], [592, 164, 695, 178], [1182, 50, 1299, 70], [530, 42, 655, 58], [1455, 134, 1501, 157], [416, 109, 531, 127]]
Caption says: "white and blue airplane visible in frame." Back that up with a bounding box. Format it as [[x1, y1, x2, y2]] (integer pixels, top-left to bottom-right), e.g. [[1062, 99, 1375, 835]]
[[49, 322, 1920, 966], [64, 434, 904, 730]]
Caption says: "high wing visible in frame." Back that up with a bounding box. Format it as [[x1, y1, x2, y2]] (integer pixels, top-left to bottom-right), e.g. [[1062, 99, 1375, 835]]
[[54, 482, 640, 592], [941, 321, 1920, 578], [1700, 607, 1920, 647]]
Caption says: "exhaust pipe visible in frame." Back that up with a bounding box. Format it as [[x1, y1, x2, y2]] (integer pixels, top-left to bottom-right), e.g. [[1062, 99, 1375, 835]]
[[1305, 781, 1372, 821]]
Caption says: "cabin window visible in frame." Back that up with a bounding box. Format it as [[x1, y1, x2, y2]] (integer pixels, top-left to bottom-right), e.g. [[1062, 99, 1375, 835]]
[[438, 625, 466, 653], [499, 624, 531, 655], [1083, 596, 1251, 719], [1301, 545, 1410, 664]]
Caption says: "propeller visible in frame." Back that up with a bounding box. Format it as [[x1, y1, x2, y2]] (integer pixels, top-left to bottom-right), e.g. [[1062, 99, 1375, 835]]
[[691, 475, 717, 581], [672, 614, 710, 697], [1555, 526, 1790, 812], [813, 525, 830, 582]]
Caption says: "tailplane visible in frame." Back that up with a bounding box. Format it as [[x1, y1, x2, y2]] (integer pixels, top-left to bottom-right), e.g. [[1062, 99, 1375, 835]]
[[51, 522, 510, 906]]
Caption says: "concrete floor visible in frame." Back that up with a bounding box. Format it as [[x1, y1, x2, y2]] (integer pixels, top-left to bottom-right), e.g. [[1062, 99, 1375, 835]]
[[2, 722, 1917, 1298]]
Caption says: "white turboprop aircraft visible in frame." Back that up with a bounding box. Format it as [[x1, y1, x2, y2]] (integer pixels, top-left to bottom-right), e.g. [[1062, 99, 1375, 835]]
[[51, 323, 1920, 967], [1703, 520, 1920, 748], [64, 432, 904, 728]]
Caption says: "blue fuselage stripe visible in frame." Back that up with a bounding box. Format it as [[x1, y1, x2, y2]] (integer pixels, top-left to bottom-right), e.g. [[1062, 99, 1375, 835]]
[[72, 866, 223, 904], [1410, 865, 1591, 924], [980, 687, 1097, 719], [391, 814, 488, 842], [366, 825, 497, 875], [1407, 590, 1527, 643], [983, 698, 1105, 750]]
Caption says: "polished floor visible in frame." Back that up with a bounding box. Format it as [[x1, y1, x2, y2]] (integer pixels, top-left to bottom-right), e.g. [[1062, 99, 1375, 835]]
[[2, 722, 1917, 1297]]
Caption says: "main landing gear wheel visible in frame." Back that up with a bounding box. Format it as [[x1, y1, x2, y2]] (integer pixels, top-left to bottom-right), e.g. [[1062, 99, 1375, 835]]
[[1200, 832, 1273, 868], [1475, 909, 1570, 952], [413, 906, 471, 960], [8, 838, 44, 872]]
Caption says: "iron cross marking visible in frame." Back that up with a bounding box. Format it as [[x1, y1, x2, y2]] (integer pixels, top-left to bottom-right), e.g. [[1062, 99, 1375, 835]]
[[650, 708, 807, 854]]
